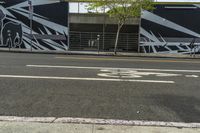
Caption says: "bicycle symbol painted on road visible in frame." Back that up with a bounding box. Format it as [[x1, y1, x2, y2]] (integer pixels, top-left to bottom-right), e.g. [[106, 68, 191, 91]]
[[98, 69, 188, 79]]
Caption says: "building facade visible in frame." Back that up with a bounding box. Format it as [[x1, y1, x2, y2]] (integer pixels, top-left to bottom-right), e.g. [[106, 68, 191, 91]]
[[140, 4, 200, 54], [69, 13, 139, 52], [0, 0, 69, 51], [1, 1, 199, 54], [68, 2, 139, 52]]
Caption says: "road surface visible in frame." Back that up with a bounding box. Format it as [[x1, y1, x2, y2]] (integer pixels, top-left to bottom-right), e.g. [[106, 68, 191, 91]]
[[0, 52, 199, 123]]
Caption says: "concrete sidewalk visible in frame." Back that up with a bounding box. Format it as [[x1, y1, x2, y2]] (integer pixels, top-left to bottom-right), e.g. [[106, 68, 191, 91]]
[[1, 48, 200, 59], [0, 121, 199, 133], [0, 116, 199, 133]]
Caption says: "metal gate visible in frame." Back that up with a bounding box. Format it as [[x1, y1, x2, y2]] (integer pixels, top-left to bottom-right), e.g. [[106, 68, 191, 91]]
[[69, 31, 138, 52]]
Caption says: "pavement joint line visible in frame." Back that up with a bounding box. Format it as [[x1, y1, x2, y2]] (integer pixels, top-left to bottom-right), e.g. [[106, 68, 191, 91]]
[[0, 116, 199, 128], [0, 75, 175, 84], [55, 56, 200, 64], [27, 65, 200, 73]]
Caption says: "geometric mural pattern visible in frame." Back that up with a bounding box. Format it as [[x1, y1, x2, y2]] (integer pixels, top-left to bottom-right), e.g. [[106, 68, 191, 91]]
[[140, 4, 200, 54], [0, 0, 68, 51]]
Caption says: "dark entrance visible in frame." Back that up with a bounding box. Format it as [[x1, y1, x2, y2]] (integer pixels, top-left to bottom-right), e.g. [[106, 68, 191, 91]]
[[69, 23, 139, 52]]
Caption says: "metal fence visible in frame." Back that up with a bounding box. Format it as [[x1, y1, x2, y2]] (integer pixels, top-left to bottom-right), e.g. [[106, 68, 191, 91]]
[[69, 31, 138, 52]]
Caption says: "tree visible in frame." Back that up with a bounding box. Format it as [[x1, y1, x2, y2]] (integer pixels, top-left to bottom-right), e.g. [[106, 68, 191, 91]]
[[86, 0, 154, 54]]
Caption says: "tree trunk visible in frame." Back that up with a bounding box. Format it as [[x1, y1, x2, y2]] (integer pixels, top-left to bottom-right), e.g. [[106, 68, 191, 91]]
[[114, 24, 123, 55]]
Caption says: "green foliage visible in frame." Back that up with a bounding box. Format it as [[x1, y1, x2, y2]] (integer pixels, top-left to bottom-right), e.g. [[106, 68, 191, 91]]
[[86, 0, 154, 24], [85, 0, 154, 54]]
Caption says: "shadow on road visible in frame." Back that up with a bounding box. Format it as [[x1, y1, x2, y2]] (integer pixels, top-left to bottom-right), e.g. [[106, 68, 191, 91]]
[[151, 94, 200, 123]]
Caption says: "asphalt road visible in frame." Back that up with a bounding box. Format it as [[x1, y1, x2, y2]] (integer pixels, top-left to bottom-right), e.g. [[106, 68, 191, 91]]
[[0, 52, 199, 123]]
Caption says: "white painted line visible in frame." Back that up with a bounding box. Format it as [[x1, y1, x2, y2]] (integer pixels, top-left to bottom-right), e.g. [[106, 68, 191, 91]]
[[27, 65, 200, 73], [0, 75, 174, 84], [186, 75, 199, 78], [0, 116, 199, 128], [0, 116, 55, 123]]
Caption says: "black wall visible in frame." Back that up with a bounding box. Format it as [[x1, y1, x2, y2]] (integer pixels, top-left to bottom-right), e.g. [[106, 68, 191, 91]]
[[0, 0, 69, 51], [141, 4, 200, 38], [140, 4, 200, 54]]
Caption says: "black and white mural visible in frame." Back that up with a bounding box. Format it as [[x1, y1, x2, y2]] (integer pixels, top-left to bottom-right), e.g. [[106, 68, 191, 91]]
[[140, 4, 200, 54], [0, 0, 69, 51]]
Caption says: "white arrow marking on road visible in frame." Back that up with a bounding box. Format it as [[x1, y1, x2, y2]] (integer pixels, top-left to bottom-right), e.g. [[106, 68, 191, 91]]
[[0, 75, 175, 84], [26, 65, 200, 73]]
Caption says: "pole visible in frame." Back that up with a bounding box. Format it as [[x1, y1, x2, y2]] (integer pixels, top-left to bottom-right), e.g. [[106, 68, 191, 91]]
[[78, 2, 80, 13], [30, 16, 33, 51], [97, 35, 100, 54], [138, 8, 142, 53], [149, 45, 151, 53], [103, 5, 106, 51], [67, 2, 70, 51], [28, 0, 33, 51]]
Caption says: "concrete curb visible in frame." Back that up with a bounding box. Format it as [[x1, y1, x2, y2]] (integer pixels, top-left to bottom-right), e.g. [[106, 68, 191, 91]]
[[0, 116, 199, 129], [0, 116, 56, 123], [0, 48, 200, 59], [0, 121, 199, 133], [52, 117, 200, 128]]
